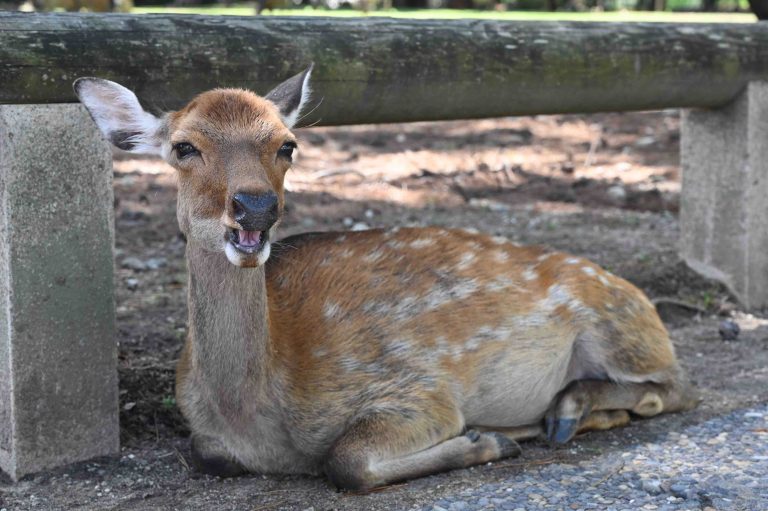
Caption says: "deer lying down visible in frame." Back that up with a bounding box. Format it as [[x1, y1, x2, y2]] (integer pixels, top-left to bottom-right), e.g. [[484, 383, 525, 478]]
[[75, 67, 698, 491]]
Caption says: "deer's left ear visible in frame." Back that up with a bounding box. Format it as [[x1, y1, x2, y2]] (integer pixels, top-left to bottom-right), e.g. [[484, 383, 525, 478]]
[[265, 64, 313, 129]]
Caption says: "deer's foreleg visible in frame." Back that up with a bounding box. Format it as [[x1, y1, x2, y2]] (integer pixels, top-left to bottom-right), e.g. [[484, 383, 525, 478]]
[[190, 433, 247, 478], [323, 413, 521, 491]]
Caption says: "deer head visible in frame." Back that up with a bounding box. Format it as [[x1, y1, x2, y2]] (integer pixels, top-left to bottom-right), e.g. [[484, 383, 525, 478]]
[[74, 65, 313, 267]]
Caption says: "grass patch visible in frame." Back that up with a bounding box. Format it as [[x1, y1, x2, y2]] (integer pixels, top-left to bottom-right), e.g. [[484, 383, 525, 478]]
[[132, 5, 756, 23]]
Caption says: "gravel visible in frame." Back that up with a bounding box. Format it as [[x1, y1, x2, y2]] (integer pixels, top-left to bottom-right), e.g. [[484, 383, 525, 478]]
[[421, 405, 768, 511]]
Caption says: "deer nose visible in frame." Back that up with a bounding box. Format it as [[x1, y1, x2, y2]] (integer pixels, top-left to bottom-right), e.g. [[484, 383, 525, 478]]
[[232, 192, 279, 231]]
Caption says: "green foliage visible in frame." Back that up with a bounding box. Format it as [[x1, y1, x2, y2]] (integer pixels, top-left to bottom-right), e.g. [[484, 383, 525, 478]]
[[162, 395, 177, 409]]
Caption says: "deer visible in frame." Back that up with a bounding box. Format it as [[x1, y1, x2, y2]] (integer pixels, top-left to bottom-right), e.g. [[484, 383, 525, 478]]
[[74, 66, 699, 491]]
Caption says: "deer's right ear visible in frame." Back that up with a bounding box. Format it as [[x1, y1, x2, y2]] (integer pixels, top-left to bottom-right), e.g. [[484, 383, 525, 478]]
[[73, 78, 164, 156]]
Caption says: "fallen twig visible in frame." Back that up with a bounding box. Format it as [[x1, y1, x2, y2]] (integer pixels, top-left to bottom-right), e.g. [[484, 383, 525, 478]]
[[173, 446, 190, 471], [491, 457, 562, 470]]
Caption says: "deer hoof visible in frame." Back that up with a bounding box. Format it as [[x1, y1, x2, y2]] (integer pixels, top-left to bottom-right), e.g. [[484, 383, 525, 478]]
[[546, 417, 578, 445]]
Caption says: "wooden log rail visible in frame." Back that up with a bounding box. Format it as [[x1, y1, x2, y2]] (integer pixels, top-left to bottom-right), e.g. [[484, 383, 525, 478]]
[[3, 13, 768, 125]]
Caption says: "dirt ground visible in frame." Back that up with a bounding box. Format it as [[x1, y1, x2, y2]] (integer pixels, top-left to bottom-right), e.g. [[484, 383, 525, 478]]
[[1, 111, 767, 510]]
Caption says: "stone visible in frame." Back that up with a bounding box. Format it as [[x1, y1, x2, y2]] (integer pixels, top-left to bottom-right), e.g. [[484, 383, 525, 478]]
[[0, 104, 119, 481], [606, 184, 627, 205], [121, 257, 147, 271], [642, 479, 663, 495], [681, 82, 768, 309], [718, 319, 740, 341], [145, 257, 167, 270]]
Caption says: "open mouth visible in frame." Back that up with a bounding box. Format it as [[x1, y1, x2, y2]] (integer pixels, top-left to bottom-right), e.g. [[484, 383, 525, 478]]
[[227, 228, 268, 255]]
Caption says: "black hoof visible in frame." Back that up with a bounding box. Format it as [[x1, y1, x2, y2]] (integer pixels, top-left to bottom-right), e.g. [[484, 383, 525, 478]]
[[487, 433, 522, 459], [547, 418, 579, 445], [190, 437, 247, 478]]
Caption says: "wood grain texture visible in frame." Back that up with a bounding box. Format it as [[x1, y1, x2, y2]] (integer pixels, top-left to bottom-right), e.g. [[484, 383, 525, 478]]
[[3, 13, 768, 125]]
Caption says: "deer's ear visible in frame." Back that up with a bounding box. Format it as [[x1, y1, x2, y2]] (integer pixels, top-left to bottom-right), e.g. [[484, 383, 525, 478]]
[[73, 78, 164, 155], [264, 64, 313, 129]]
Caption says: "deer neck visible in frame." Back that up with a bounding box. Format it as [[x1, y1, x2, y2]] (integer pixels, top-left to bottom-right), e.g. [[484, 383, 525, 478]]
[[185, 244, 272, 397]]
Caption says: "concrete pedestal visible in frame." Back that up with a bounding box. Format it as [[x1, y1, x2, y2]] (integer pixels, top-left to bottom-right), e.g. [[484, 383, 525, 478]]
[[0, 104, 118, 481], [681, 82, 768, 310]]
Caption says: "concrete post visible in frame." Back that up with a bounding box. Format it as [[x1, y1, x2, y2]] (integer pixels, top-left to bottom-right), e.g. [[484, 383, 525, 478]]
[[0, 104, 118, 481], [681, 82, 768, 310]]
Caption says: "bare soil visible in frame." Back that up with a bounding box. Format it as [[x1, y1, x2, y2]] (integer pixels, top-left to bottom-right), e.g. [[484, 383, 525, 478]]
[[1, 111, 767, 511]]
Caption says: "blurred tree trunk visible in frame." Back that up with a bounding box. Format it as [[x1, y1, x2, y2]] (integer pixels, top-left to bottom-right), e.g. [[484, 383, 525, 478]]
[[547, 0, 557, 10], [702, 0, 717, 11], [392, 0, 427, 6], [748, 0, 768, 18]]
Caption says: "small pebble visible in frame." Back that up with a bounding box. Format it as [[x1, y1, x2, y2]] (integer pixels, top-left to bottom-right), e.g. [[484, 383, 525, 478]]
[[607, 184, 627, 204], [145, 257, 168, 270], [121, 257, 147, 271], [669, 483, 689, 499], [125, 278, 139, 291], [718, 319, 740, 341], [642, 479, 663, 495], [351, 222, 370, 231], [635, 136, 656, 147]]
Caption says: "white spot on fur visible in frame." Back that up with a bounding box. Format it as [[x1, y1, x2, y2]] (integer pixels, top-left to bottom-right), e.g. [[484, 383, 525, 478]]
[[542, 283, 588, 317], [465, 325, 493, 351], [424, 278, 479, 311], [599, 275, 610, 286], [523, 268, 538, 281], [324, 301, 341, 319], [364, 249, 385, 263], [462, 227, 479, 235], [486, 275, 525, 293], [383, 339, 412, 358], [339, 248, 354, 258], [545, 284, 573, 307], [386, 239, 406, 250], [537, 253, 553, 262], [457, 252, 477, 270], [494, 250, 509, 263], [410, 238, 435, 249], [582, 266, 597, 276], [491, 236, 508, 245], [565, 257, 581, 265], [435, 336, 465, 362], [336, 235, 347, 242]]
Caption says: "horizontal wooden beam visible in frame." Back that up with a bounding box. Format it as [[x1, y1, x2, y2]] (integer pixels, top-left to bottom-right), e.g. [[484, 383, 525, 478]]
[[3, 13, 768, 125]]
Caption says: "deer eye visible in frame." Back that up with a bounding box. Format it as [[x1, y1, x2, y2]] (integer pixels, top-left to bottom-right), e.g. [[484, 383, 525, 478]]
[[278, 142, 296, 161], [174, 142, 199, 159]]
